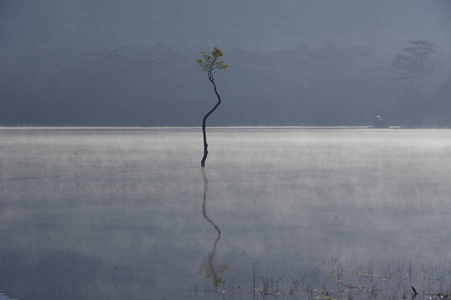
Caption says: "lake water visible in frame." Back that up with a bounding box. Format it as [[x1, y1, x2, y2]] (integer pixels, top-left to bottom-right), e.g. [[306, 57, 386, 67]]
[[1, 127, 451, 300]]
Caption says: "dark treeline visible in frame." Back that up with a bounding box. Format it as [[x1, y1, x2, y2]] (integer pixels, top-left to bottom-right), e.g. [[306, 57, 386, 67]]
[[1, 42, 450, 127], [0, 0, 450, 127]]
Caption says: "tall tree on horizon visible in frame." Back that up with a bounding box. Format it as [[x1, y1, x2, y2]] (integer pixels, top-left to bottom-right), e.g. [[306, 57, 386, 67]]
[[391, 40, 435, 126], [405, 40, 435, 96], [197, 47, 228, 168], [391, 40, 434, 100]]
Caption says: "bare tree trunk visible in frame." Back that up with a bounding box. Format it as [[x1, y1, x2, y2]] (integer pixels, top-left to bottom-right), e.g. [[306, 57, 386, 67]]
[[201, 75, 222, 167]]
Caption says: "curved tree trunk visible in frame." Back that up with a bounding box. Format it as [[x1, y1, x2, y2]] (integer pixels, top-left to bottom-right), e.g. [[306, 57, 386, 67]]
[[201, 167, 223, 287], [201, 75, 221, 167], [201, 168, 221, 257]]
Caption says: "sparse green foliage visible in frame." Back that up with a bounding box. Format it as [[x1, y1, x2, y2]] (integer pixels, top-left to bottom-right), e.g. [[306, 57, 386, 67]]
[[197, 47, 228, 80]]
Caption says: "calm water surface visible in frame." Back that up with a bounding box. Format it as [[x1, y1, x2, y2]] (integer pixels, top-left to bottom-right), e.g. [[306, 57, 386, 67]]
[[0, 127, 451, 299]]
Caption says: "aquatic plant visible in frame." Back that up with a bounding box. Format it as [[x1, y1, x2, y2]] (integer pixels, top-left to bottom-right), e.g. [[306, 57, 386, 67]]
[[197, 259, 451, 300]]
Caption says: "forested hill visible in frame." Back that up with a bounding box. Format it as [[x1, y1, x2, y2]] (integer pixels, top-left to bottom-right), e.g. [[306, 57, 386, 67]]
[[0, 0, 450, 127]]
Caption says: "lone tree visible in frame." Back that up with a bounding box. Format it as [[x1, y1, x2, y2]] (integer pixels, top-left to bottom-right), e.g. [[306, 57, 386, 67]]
[[197, 47, 228, 168], [391, 40, 434, 99]]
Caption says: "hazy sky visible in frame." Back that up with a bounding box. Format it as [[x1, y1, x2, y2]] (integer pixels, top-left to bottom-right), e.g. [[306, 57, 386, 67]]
[[0, 0, 450, 126], [1, 0, 450, 51]]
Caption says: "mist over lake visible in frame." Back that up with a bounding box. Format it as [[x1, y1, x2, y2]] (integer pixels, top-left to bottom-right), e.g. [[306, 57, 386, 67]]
[[1, 127, 451, 299], [2, 2, 451, 299]]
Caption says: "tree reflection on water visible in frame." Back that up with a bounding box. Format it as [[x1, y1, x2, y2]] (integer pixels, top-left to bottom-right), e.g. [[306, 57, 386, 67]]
[[197, 168, 228, 289]]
